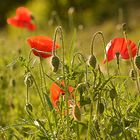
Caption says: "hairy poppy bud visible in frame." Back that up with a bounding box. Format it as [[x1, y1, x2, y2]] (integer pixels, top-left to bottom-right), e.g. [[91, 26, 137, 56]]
[[97, 103, 104, 114], [88, 55, 97, 69], [24, 72, 33, 87], [25, 103, 33, 114], [109, 88, 117, 100], [135, 56, 140, 69], [94, 119, 100, 132], [51, 55, 60, 72], [72, 105, 81, 121], [130, 69, 137, 81], [10, 79, 16, 87], [76, 83, 86, 94]]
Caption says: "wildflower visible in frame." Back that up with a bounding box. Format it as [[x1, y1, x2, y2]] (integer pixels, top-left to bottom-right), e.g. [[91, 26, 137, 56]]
[[27, 36, 60, 58], [103, 38, 137, 63], [50, 81, 74, 107], [7, 7, 36, 31]]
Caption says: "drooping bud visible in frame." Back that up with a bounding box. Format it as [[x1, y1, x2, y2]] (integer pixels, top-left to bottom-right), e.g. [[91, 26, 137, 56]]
[[88, 55, 97, 69], [76, 83, 86, 94], [25, 103, 33, 114], [24, 72, 33, 87], [135, 56, 140, 69], [10, 79, 16, 87], [51, 55, 60, 72], [122, 23, 127, 32], [72, 105, 81, 121], [109, 88, 117, 100], [97, 103, 104, 114], [130, 69, 137, 81]]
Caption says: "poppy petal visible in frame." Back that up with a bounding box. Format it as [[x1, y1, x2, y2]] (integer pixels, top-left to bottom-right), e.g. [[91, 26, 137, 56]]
[[16, 7, 31, 22], [50, 81, 74, 107], [27, 36, 60, 58], [104, 38, 137, 63]]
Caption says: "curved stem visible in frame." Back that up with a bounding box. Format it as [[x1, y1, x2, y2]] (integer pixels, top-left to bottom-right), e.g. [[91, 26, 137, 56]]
[[52, 26, 61, 56], [90, 31, 109, 75], [57, 26, 65, 77], [27, 50, 55, 139], [123, 28, 140, 93]]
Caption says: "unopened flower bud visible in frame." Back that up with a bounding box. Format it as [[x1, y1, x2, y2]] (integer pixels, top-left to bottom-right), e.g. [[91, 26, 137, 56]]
[[97, 102, 104, 114], [130, 69, 137, 81], [25, 103, 33, 113], [11, 79, 16, 87], [76, 83, 86, 94], [135, 56, 140, 69], [109, 88, 117, 100], [88, 55, 97, 69], [24, 73, 33, 87], [51, 55, 60, 72]]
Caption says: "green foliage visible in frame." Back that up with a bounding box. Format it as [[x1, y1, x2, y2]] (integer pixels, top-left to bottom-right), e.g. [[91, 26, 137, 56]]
[[1, 16, 140, 139]]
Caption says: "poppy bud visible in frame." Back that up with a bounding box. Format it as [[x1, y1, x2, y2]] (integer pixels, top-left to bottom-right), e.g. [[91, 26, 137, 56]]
[[130, 69, 137, 81], [94, 119, 100, 133], [51, 55, 60, 72], [122, 23, 127, 32], [109, 88, 117, 100], [135, 56, 140, 69], [24, 72, 33, 87], [97, 103, 104, 114], [25, 103, 33, 113], [11, 79, 16, 87], [76, 83, 86, 94], [72, 105, 81, 121], [88, 55, 97, 69]]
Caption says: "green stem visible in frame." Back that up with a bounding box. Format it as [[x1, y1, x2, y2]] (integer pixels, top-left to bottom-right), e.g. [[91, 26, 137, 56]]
[[26, 85, 29, 104], [39, 57, 48, 92], [76, 122, 80, 140], [87, 103, 93, 140], [71, 52, 88, 82], [58, 26, 65, 77], [123, 30, 140, 93], [90, 31, 109, 76], [39, 58, 56, 139]]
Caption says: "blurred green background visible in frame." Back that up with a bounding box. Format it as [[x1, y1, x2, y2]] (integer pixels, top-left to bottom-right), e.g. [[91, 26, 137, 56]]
[[0, 1, 140, 139], [1, 0, 140, 29]]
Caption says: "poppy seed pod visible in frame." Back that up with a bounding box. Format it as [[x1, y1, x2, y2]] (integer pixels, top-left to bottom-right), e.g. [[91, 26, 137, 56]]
[[135, 56, 140, 70], [88, 55, 97, 69], [109, 88, 117, 100], [25, 103, 33, 113], [130, 69, 137, 81], [76, 83, 86, 94], [72, 105, 81, 121], [24, 73, 33, 87], [97, 102, 104, 114], [11, 79, 16, 87], [51, 55, 60, 72]]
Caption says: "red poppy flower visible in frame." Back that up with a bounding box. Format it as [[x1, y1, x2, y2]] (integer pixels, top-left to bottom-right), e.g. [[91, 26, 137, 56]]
[[50, 81, 74, 107], [103, 38, 137, 63], [16, 7, 31, 22], [27, 36, 60, 58], [7, 7, 36, 31]]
